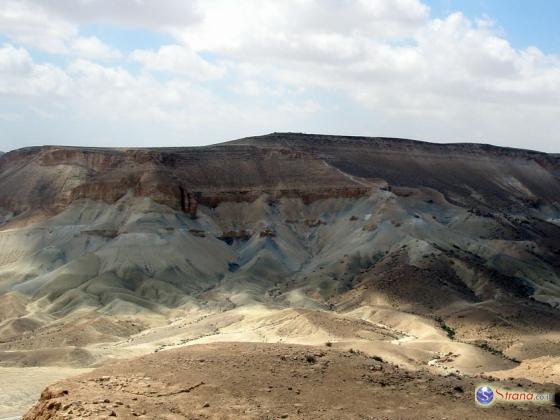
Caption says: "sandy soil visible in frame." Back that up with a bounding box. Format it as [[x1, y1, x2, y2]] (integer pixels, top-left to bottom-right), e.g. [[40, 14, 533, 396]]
[[488, 356, 560, 384], [24, 342, 558, 420], [0, 367, 91, 419], [2, 302, 556, 417]]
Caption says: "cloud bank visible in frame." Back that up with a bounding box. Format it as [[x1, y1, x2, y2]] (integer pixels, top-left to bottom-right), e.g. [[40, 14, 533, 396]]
[[0, 0, 559, 152]]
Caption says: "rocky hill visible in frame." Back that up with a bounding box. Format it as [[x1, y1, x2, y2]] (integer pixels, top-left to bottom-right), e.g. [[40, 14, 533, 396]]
[[0, 133, 559, 417], [1, 133, 559, 219]]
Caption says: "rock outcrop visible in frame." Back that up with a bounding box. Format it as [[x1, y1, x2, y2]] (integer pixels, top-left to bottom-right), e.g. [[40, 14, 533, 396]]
[[1, 133, 559, 226]]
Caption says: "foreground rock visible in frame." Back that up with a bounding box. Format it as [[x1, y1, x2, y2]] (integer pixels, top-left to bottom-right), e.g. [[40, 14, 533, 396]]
[[25, 342, 558, 419]]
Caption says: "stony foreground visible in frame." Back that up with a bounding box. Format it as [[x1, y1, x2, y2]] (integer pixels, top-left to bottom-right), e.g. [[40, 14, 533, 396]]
[[24, 342, 558, 420]]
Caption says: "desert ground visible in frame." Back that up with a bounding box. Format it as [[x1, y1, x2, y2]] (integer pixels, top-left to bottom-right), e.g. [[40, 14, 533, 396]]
[[22, 342, 560, 419], [1, 134, 559, 418], [2, 300, 558, 418], [0, 367, 91, 419]]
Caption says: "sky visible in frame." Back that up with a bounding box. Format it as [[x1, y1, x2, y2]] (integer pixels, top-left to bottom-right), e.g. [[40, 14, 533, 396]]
[[0, 0, 559, 153]]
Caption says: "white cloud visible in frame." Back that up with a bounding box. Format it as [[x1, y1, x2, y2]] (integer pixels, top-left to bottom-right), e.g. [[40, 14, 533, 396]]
[[71, 36, 122, 61], [0, 42, 32, 72], [230, 79, 287, 97], [0, 0, 200, 53], [62, 58, 311, 130], [0, 1, 560, 152], [0, 1, 76, 53], [130, 45, 225, 80], [26, 0, 201, 31], [177, 3, 560, 150], [278, 99, 321, 115], [0, 48, 310, 147], [182, 0, 429, 59], [0, 44, 71, 96]]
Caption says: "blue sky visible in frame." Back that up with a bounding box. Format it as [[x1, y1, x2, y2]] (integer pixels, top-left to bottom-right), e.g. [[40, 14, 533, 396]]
[[0, 0, 559, 153], [428, 0, 560, 53]]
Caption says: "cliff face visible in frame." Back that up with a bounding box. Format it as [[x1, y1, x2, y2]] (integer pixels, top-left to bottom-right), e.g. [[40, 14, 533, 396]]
[[0, 140, 372, 222], [1, 133, 559, 224], [234, 133, 560, 209]]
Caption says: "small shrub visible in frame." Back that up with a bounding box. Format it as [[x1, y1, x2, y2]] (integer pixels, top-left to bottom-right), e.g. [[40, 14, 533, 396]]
[[305, 353, 317, 363]]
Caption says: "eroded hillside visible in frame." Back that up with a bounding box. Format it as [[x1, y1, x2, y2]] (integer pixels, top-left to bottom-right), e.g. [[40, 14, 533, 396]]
[[0, 133, 559, 417]]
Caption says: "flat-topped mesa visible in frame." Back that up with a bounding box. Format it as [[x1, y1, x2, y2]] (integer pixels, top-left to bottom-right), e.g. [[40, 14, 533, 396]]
[[0, 133, 559, 222], [0, 140, 372, 220], [232, 132, 553, 157]]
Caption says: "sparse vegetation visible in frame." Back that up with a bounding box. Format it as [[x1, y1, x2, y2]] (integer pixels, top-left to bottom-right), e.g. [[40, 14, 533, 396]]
[[435, 316, 456, 339], [305, 353, 317, 363], [348, 348, 366, 356], [476, 342, 520, 363]]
